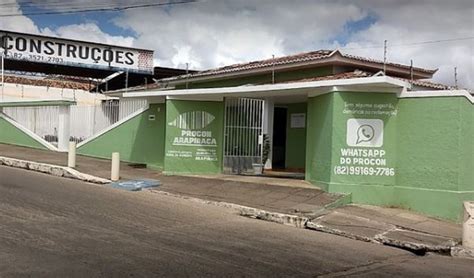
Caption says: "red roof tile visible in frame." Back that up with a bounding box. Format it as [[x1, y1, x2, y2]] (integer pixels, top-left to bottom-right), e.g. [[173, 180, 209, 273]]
[[282, 70, 452, 90], [280, 70, 372, 84], [162, 49, 436, 82]]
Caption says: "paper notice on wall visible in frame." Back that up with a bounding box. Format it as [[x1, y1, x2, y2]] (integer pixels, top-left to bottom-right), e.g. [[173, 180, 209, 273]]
[[290, 113, 306, 128]]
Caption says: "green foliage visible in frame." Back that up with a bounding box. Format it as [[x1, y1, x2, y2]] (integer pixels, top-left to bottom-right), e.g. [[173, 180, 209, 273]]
[[262, 133, 271, 166]]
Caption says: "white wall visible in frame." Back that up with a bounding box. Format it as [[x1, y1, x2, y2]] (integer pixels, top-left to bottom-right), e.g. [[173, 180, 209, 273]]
[[1, 82, 115, 105]]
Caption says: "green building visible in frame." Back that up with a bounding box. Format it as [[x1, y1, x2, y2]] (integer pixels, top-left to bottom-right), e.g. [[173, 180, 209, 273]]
[[1, 50, 473, 221]]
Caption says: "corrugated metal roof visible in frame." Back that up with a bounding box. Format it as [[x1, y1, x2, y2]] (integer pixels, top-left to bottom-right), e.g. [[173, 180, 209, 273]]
[[3, 75, 94, 91]]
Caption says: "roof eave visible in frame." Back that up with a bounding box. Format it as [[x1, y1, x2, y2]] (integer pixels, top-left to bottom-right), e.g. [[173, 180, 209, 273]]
[[123, 76, 410, 98]]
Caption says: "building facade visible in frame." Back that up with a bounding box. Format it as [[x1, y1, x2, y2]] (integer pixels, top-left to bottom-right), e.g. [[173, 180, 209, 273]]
[[1, 49, 472, 221]]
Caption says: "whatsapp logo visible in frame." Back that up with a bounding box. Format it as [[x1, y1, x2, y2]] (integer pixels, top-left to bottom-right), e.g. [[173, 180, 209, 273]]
[[356, 124, 375, 144], [347, 119, 383, 148]]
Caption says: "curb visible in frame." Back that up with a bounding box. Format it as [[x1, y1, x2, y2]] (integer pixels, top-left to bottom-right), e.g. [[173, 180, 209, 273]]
[[0, 156, 111, 184], [374, 228, 457, 254], [0, 155, 464, 258], [451, 247, 474, 260], [305, 220, 377, 243], [149, 189, 462, 257], [149, 190, 309, 228]]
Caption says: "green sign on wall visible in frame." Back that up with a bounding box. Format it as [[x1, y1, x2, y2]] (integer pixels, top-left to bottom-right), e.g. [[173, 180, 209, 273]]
[[164, 100, 224, 174], [331, 92, 399, 186]]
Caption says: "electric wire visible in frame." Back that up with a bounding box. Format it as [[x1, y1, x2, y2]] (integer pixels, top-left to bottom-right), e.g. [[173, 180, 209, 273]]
[[0, 0, 198, 17], [340, 37, 474, 50]]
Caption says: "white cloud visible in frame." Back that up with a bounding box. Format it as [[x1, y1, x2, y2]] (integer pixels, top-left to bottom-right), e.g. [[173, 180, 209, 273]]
[[0, 2, 39, 33], [1, 1, 134, 48], [338, 0, 474, 88], [114, 0, 366, 69], [113, 0, 473, 88], [41, 23, 134, 47], [2, 0, 473, 88]]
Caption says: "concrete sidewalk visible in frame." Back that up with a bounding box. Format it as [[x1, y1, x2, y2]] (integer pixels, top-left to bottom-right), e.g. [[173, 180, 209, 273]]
[[0, 144, 345, 215], [0, 143, 468, 257]]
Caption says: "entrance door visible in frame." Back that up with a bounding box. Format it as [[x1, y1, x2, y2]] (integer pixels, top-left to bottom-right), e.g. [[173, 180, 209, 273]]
[[223, 97, 264, 174], [272, 107, 287, 169]]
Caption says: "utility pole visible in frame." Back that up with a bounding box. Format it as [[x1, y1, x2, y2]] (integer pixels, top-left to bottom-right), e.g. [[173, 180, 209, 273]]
[[1, 39, 4, 102], [125, 70, 129, 93], [410, 59, 414, 82], [185, 63, 189, 89], [272, 54, 275, 84], [454, 67, 458, 89], [383, 40, 387, 75], [1, 52, 4, 102]]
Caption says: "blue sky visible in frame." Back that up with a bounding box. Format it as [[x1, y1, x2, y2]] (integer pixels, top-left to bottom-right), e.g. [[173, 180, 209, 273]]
[[1, 0, 473, 88], [330, 12, 378, 46], [18, 2, 136, 37]]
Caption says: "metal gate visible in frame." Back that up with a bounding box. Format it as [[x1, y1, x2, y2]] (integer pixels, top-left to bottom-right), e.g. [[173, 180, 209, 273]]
[[223, 97, 264, 174]]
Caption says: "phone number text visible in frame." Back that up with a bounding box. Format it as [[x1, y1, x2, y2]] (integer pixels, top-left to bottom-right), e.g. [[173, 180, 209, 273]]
[[334, 166, 395, 176]]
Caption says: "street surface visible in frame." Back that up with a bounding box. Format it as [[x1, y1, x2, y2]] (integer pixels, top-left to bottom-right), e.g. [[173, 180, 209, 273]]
[[0, 165, 472, 277]]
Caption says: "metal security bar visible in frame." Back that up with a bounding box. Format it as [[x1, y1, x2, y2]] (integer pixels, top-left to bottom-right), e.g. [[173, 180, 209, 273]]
[[3, 105, 60, 145], [70, 98, 148, 144], [223, 97, 264, 174]]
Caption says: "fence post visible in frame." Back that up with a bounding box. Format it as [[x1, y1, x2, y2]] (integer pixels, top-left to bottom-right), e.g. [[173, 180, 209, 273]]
[[57, 105, 71, 152], [111, 152, 120, 181], [68, 141, 76, 168], [463, 201, 474, 250]]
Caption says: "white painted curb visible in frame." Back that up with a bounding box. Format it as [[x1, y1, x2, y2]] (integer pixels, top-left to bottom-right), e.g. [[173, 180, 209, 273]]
[[462, 201, 474, 249], [451, 247, 474, 260], [0, 156, 111, 184]]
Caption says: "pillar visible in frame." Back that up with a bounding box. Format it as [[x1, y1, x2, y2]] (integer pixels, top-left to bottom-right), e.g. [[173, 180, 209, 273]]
[[57, 105, 71, 152], [262, 98, 274, 169]]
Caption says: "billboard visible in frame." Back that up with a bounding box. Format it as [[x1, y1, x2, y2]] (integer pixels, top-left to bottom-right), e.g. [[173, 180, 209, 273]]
[[0, 30, 154, 74]]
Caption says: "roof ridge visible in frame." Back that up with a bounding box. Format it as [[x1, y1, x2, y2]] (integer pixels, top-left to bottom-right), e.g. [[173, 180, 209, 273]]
[[339, 52, 436, 73], [160, 49, 437, 82]]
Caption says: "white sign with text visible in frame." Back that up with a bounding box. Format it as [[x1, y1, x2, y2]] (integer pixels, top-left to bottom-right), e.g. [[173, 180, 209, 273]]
[[346, 118, 384, 148]]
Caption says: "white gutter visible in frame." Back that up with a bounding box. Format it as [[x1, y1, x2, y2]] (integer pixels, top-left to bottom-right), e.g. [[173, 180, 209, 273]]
[[123, 76, 410, 98], [399, 90, 474, 104]]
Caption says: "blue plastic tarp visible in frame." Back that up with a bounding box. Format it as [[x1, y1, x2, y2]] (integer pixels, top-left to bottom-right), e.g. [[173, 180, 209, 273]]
[[109, 179, 161, 191]]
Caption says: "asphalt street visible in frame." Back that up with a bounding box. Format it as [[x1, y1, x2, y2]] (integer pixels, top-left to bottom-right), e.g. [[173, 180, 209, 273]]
[[0, 165, 472, 277]]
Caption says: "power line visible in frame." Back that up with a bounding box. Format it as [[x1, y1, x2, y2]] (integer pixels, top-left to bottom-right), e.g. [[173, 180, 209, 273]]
[[0, 0, 169, 10], [0, 0, 199, 17], [340, 36, 474, 50]]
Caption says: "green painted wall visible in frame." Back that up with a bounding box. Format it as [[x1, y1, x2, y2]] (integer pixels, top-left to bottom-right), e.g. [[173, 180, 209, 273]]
[[397, 97, 465, 191], [395, 97, 474, 219], [77, 104, 166, 170], [305, 92, 474, 221], [0, 114, 47, 150], [305, 93, 334, 190], [459, 98, 474, 192], [330, 92, 399, 188], [164, 100, 224, 174], [177, 67, 333, 89], [285, 103, 307, 169]]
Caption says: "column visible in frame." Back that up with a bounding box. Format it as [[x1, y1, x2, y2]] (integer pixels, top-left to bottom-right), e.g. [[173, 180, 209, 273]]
[[57, 105, 71, 152], [262, 98, 274, 169]]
